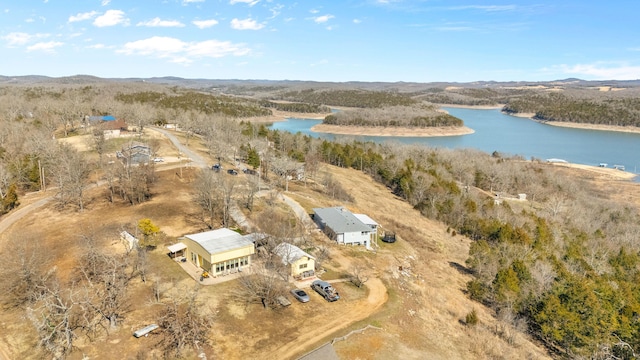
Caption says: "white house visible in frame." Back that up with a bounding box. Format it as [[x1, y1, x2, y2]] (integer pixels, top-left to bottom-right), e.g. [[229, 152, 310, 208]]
[[312, 207, 375, 249], [274, 242, 316, 279], [353, 213, 379, 245]]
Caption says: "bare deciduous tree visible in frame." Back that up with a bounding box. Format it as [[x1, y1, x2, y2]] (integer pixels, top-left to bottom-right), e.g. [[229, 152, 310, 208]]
[[237, 264, 288, 309], [349, 265, 370, 288], [51, 144, 91, 211], [76, 238, 132, 331], [27, 279, 84, 359], [3, 241, 52, 308], [158, 288, 214, 358]]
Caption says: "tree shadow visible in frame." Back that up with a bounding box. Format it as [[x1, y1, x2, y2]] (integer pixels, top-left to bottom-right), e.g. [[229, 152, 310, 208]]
[[448, 261, 474, 275]]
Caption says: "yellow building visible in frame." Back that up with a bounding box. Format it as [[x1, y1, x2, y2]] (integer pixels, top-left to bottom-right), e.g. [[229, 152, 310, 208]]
[[179, 228, 256, 276], [274, 242, 316, 279]]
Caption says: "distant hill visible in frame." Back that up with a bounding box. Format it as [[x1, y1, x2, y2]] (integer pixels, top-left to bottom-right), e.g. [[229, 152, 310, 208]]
[[2, 74, 640, 90]]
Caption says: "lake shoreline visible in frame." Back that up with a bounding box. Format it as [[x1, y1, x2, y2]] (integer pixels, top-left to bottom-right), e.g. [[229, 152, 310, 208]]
[[501, 109, 640, 135], [438, 104, 640, 135], [310, 124, 475, 137], [546, 162, 638, 181]]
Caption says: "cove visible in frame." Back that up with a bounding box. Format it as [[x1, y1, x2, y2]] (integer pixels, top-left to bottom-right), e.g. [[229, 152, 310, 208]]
[[269, 107, 640, 175]]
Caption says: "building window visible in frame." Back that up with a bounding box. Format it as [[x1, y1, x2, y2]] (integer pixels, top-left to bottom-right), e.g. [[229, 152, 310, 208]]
[[299, 263, 308, 270], [191, 252, 197, 264]]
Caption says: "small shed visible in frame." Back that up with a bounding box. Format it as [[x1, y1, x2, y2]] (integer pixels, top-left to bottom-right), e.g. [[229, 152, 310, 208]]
[[120, 231, 138, 250]]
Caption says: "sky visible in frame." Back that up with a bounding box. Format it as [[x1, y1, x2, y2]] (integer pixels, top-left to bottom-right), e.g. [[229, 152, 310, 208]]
[[1, 0, 639, 83]]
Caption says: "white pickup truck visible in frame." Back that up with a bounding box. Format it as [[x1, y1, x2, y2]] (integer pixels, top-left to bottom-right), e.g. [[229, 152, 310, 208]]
[[311, 280, 340, 302]]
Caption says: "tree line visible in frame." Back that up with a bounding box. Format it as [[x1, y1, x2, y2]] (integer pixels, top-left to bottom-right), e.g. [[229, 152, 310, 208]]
[[115, 90, 273, 118], [275, 88, 417, 108], [503, 92, 640, 127], [259, 100, 331, 113], [322, 104, 463, 128]]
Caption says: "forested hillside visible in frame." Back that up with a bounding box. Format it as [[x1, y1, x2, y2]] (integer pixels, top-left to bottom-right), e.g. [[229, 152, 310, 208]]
[[322, 104, 463, 128], [276, 88, 417, 108], [503, 91, 640, 127], [115, 90, 272, 118], [265, 127, 640, 359]]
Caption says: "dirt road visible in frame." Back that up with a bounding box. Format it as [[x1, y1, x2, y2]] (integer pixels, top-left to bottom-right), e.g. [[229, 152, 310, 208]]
[[268, 277, 388, 360]]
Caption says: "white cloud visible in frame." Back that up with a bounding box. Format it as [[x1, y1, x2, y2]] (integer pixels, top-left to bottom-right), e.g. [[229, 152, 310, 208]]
[[313, 15, 334, 24], [268, 4, 284, 19], [118, 36, 250, 64], [448, 5, 518, 12], [435, 26, 474, 32], [230, 0, 260, 6], [93, 10, 129, 27], [183, 0, 205, 4], [2, 32, 49, 46], [310, 59, 328, 67], [551, 62, 640, 80], [353, 19, 361, 24], [68, 11, 98, 23], [193, 19, 219, 29], [230, 18, 264, 30], [27, 41, 63, 52], [137, 17, 185, 27], [87, 43, 106, 49], [309, 9, 319, 14], [101, 0, 111, 5]]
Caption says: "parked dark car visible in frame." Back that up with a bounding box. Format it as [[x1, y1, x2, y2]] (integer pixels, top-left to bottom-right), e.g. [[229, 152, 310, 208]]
[[212, 163, 222, 172], [227, 169, 239, 175], [290, 289, 310, 303]]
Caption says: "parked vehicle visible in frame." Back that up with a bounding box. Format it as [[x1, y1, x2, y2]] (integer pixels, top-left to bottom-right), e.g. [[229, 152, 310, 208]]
[[290, 288, 310, 303], [153, 157, 164, 162], [227, 169, 239, 175], [311, 280, 340, 302], [212, 163, 222, 171], [133, 324, 159, 338]]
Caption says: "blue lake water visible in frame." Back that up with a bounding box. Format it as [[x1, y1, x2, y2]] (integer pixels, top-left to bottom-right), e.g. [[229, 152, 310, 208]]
[[269, 107, 640, 176]]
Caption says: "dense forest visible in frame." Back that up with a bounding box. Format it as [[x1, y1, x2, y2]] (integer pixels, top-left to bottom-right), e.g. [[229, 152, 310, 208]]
[[322, 104, 463, 128], [115, 90, 272, 118], [259, 100, 332, 114], [503, 91, 640, 127], [275, 88, 417, 108], [1, 79, 640, 358], [413, 87, 526, 106]]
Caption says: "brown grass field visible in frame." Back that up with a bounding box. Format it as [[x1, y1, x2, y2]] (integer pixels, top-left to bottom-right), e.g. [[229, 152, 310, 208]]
[[1, 132, 639, 359]]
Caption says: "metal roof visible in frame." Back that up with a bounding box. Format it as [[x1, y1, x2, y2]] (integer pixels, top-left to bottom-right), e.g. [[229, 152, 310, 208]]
[[183, 228, 253, 254], [167, 242, 187, 253], [274, 242, 315, 265], [353, 213, 378, 226], [312, 207, 372, 234]]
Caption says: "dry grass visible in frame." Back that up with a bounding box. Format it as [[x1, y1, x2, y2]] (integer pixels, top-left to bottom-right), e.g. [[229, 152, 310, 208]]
[[3, 150, 638, 359]]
